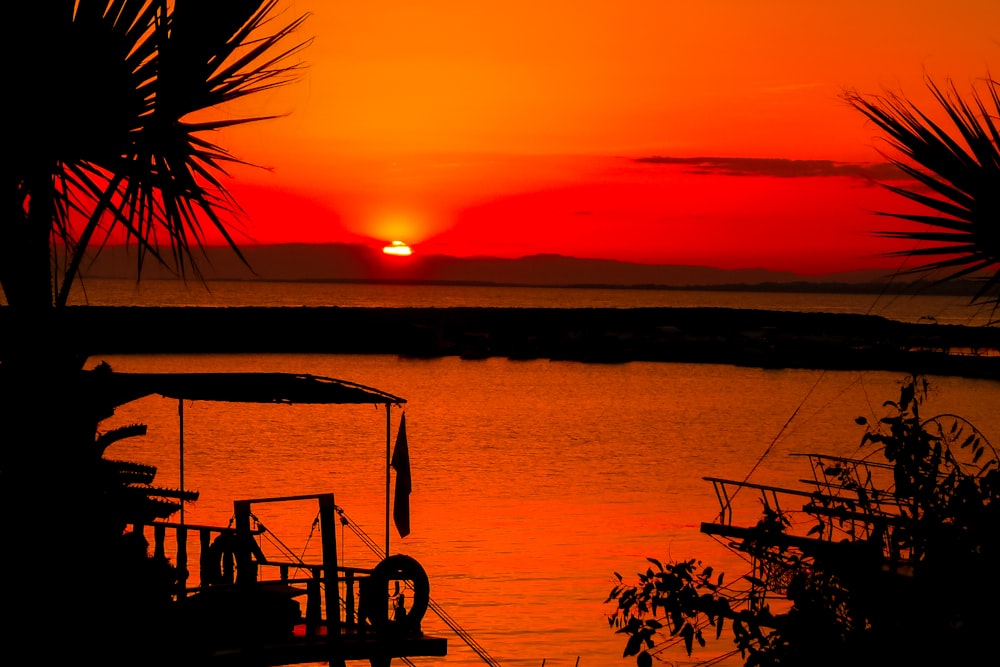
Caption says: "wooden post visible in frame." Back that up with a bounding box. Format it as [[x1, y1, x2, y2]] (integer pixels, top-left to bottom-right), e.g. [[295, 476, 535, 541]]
[[175, 525, 188, 596], [153, 524, 166, 560], [233, 499, 253, 585], [306, 573, 321, 636], [344, 570, 357, 628], [318, 493, 342, 650], [199, 528, 213, 586]]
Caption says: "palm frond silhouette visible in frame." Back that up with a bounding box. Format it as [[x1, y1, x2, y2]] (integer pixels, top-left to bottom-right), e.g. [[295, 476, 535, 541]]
[[844, 76, 1000, 311], [8, 1, 309, 309]]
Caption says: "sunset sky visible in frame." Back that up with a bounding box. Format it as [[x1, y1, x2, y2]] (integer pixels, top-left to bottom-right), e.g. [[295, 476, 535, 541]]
[[213, 0, 998, 275]]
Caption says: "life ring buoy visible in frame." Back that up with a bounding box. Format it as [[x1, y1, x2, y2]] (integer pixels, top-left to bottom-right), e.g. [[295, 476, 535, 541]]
[[363, 554, 430, 635], [205, 532, 236, 585]]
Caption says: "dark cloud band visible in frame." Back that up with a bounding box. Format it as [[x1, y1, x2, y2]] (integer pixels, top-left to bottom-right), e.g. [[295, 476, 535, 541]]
[[634, 155, 903, 180]]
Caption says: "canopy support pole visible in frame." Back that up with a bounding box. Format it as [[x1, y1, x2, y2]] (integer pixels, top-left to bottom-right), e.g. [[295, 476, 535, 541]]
[[385, 404, 391, 558], [179, 398, 185, 525]]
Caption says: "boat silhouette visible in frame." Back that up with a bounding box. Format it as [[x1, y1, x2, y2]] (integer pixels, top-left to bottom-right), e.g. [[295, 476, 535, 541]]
[[96, 368, 447, 666]]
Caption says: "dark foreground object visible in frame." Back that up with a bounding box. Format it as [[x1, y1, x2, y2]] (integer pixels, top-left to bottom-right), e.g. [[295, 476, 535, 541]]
[[21, 306, 1000, 379]]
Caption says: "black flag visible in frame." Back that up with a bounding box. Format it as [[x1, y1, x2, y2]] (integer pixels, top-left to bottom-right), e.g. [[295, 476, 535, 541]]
[[391, 414, 411, 538]]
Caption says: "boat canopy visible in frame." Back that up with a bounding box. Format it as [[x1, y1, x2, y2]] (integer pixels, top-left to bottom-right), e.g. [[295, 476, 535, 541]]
[[92, 370, 406, 408]]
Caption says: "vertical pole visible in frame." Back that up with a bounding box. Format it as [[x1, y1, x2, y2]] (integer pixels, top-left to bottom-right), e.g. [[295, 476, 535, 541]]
[[318, 494, 341, 646], [385, 404, 391, 558], [178, 399, 185, 524], [233, 500, 253, 585], [175, 525, 188, 596]]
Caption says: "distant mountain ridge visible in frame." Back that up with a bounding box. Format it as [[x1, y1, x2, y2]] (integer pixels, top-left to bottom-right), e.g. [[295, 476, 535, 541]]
[[81, 242, 937, 290]]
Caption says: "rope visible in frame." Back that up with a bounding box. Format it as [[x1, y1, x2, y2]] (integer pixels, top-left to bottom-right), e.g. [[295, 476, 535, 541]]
[[221, 506, 497, 666], [335, 506, 504, 667], [245, 511, 323, 583], [722, 371, 827, 512], [250, 513, 304, 563]]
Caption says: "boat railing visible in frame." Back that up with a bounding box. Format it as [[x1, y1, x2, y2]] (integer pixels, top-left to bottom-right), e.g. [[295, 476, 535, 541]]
[[702, 464, 919, 571], [702, 476, 817, 528], [124, 492, 388, 639], [702, 473, 907, 546], [117, 496, 448, 665]]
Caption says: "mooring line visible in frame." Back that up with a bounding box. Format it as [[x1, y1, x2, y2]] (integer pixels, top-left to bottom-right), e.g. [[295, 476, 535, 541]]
[[335, 506, 504, 667]]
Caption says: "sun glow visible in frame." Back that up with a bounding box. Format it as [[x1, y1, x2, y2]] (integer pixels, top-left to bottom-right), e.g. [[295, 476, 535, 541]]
[[382, 240, 413, 257]]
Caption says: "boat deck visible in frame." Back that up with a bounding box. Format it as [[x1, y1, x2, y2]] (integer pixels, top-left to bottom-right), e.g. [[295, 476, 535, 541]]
[[129, 492, 448, 666], [207, 625, 448, 667]]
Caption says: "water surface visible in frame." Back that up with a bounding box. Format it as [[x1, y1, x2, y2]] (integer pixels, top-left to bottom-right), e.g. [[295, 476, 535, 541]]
[[67, 278, 995, 326], [98, 353, 1000, 666]]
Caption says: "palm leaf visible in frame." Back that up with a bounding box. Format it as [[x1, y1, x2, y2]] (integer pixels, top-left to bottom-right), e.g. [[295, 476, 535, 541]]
[[844, 75, 1000, 310], [9, 1, 310, 309]]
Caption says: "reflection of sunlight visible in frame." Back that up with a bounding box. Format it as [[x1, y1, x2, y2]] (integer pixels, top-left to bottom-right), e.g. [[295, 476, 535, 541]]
[[382, 240, 413, 257]]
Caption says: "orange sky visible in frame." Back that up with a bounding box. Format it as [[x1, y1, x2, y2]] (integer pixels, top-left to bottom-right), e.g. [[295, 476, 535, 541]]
[[212, 0, 999, 275]]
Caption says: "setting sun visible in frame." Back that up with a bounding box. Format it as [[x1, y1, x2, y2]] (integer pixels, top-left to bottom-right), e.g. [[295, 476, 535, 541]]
[[382, 240, 413, 257], [215, 1, 999, 275]]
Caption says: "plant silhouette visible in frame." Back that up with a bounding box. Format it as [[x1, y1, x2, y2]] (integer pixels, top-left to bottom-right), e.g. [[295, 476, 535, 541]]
[[843, 75, 1000, 315], [2, 3, 308, 664], [607, 374, 999, 666]]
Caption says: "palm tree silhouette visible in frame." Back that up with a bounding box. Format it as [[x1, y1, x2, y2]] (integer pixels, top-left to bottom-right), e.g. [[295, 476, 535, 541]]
[[7, 0, 308, 318], [3, 3, 308, 663], [844, 75, 1000, 313]]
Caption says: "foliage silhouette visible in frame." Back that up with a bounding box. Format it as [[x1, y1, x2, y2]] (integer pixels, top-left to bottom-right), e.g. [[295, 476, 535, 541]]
[[606, 374, 999, 666], [7, 1, 308, 317], [843, 75, 1000, 313], [2, 3, 308, 664], [607, 72, 1000, 667]]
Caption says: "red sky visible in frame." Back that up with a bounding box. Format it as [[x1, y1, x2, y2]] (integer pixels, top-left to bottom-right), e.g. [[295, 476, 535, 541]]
[[210, 1, 998, 276]]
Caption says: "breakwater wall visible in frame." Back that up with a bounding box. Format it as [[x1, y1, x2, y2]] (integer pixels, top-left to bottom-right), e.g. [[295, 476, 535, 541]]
[[12, 306, 1000, 379]]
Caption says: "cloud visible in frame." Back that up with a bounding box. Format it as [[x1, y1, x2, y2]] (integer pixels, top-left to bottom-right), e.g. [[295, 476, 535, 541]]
[[634, 155, 903, 181]]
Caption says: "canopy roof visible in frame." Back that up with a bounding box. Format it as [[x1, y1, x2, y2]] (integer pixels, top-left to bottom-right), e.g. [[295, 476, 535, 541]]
[[95, 371, 406, 408]]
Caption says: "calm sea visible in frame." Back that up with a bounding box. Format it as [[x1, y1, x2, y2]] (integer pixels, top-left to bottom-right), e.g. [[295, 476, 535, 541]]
[[89, 280, 998, 667], [68, 277, 996, 326]]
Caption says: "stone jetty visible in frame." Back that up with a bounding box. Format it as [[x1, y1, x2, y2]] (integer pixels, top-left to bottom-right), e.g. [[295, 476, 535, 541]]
[[13, 306, 996, 380]]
